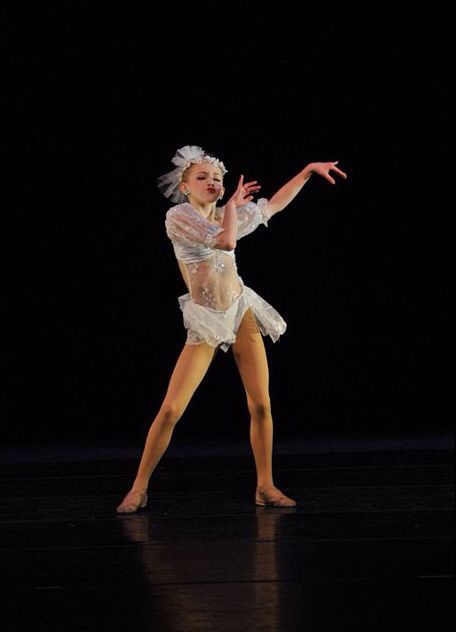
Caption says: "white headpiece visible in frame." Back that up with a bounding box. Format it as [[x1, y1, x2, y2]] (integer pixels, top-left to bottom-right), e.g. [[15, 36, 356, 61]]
[[157, 145, 228, 204]]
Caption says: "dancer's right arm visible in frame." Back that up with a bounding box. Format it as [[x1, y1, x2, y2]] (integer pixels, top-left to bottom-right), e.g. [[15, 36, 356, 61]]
[[217, 175, 261, 251], [165, 176, 260, 251]]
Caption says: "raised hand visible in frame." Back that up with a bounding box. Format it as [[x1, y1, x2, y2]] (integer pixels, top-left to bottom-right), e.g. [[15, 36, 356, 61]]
[[307, 161, 348, 184], [227, 175, 262, 208]]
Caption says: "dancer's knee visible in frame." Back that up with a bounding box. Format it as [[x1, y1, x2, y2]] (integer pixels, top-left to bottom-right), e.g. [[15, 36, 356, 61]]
[[159, 401, 184, 427], [249, 397, 271, 421]]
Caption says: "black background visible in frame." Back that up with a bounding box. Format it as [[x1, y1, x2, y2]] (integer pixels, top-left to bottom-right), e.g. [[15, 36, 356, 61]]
[[3, 2, 453, 443]]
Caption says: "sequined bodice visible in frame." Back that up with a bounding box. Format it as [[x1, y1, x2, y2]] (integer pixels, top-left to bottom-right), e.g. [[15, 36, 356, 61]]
[[177, 250, 241, 311], [165, 200, 270, 311]]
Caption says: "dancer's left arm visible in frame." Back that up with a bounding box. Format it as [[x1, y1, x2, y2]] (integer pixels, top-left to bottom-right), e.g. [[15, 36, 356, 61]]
[[266, 162, 348, 217]]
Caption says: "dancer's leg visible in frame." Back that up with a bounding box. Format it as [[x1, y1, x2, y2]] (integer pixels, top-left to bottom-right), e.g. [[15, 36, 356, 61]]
[[232, 310, 296, 506], [232, 310, 272, 488], [117, 342, 216, 512]]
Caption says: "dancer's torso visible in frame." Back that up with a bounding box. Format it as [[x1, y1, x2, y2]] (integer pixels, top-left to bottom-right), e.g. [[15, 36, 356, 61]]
[[177, 250, 242, 311]]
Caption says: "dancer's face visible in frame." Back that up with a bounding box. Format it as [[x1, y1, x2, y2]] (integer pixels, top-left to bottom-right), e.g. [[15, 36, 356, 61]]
[[180, 162, 224, 204]]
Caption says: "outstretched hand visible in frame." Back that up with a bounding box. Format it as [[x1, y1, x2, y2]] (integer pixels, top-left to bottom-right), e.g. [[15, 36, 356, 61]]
[[226, 175, 261, 208], [307, 161, 347, 184]]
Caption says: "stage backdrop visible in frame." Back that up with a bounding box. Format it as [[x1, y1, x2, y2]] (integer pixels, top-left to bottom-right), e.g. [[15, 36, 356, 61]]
[[4, 3, 453, 443]]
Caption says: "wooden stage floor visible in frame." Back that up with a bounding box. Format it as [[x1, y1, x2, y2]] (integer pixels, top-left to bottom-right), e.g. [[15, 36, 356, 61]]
[[1, 432, 454, 631]]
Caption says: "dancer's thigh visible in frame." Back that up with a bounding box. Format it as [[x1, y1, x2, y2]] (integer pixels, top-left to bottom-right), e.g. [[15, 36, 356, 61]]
[[232, 310, 269, 403], [163, 342, 217, 410]]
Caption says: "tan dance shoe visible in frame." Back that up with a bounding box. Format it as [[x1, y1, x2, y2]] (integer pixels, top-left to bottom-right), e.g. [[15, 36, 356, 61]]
[[255, 486, 297, 507], [116, 489, 148, 514]]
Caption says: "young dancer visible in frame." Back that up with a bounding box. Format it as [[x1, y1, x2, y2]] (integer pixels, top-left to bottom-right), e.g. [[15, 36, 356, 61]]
[[117, 145, 347, 513]]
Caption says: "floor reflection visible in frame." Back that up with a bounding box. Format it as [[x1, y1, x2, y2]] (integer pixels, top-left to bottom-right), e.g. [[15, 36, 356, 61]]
[[118, 507, 297, 631]]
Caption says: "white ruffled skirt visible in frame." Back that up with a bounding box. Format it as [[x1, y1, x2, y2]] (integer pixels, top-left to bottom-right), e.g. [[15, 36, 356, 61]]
[[178, 285, 286, 352]]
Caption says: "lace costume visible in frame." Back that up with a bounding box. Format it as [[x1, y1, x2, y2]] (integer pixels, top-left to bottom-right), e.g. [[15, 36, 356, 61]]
[[165, 198, 287, 351]]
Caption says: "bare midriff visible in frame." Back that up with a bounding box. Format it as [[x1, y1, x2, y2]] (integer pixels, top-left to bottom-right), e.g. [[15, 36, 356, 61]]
[[177, 251, 243, 311]]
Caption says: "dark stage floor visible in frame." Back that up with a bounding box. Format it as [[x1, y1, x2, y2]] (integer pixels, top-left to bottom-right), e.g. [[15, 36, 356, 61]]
[[0, 432, 454, 631]]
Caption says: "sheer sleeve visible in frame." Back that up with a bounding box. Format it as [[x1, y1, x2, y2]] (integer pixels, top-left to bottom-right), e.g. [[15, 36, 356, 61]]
[[165, 204, 224, 249], [236, 198, 271, 240]]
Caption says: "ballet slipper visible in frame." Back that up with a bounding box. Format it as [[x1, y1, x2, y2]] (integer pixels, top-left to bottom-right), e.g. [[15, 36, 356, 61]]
[[116, 489, 148, 514], [255, 486, 297, 507]]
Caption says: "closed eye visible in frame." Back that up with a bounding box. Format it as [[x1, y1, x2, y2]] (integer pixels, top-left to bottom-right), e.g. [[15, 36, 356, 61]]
[[196, 173, 222, 182]]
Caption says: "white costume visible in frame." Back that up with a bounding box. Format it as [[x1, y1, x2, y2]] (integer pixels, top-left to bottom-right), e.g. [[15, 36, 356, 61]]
[[165, 199, 286, 351]]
